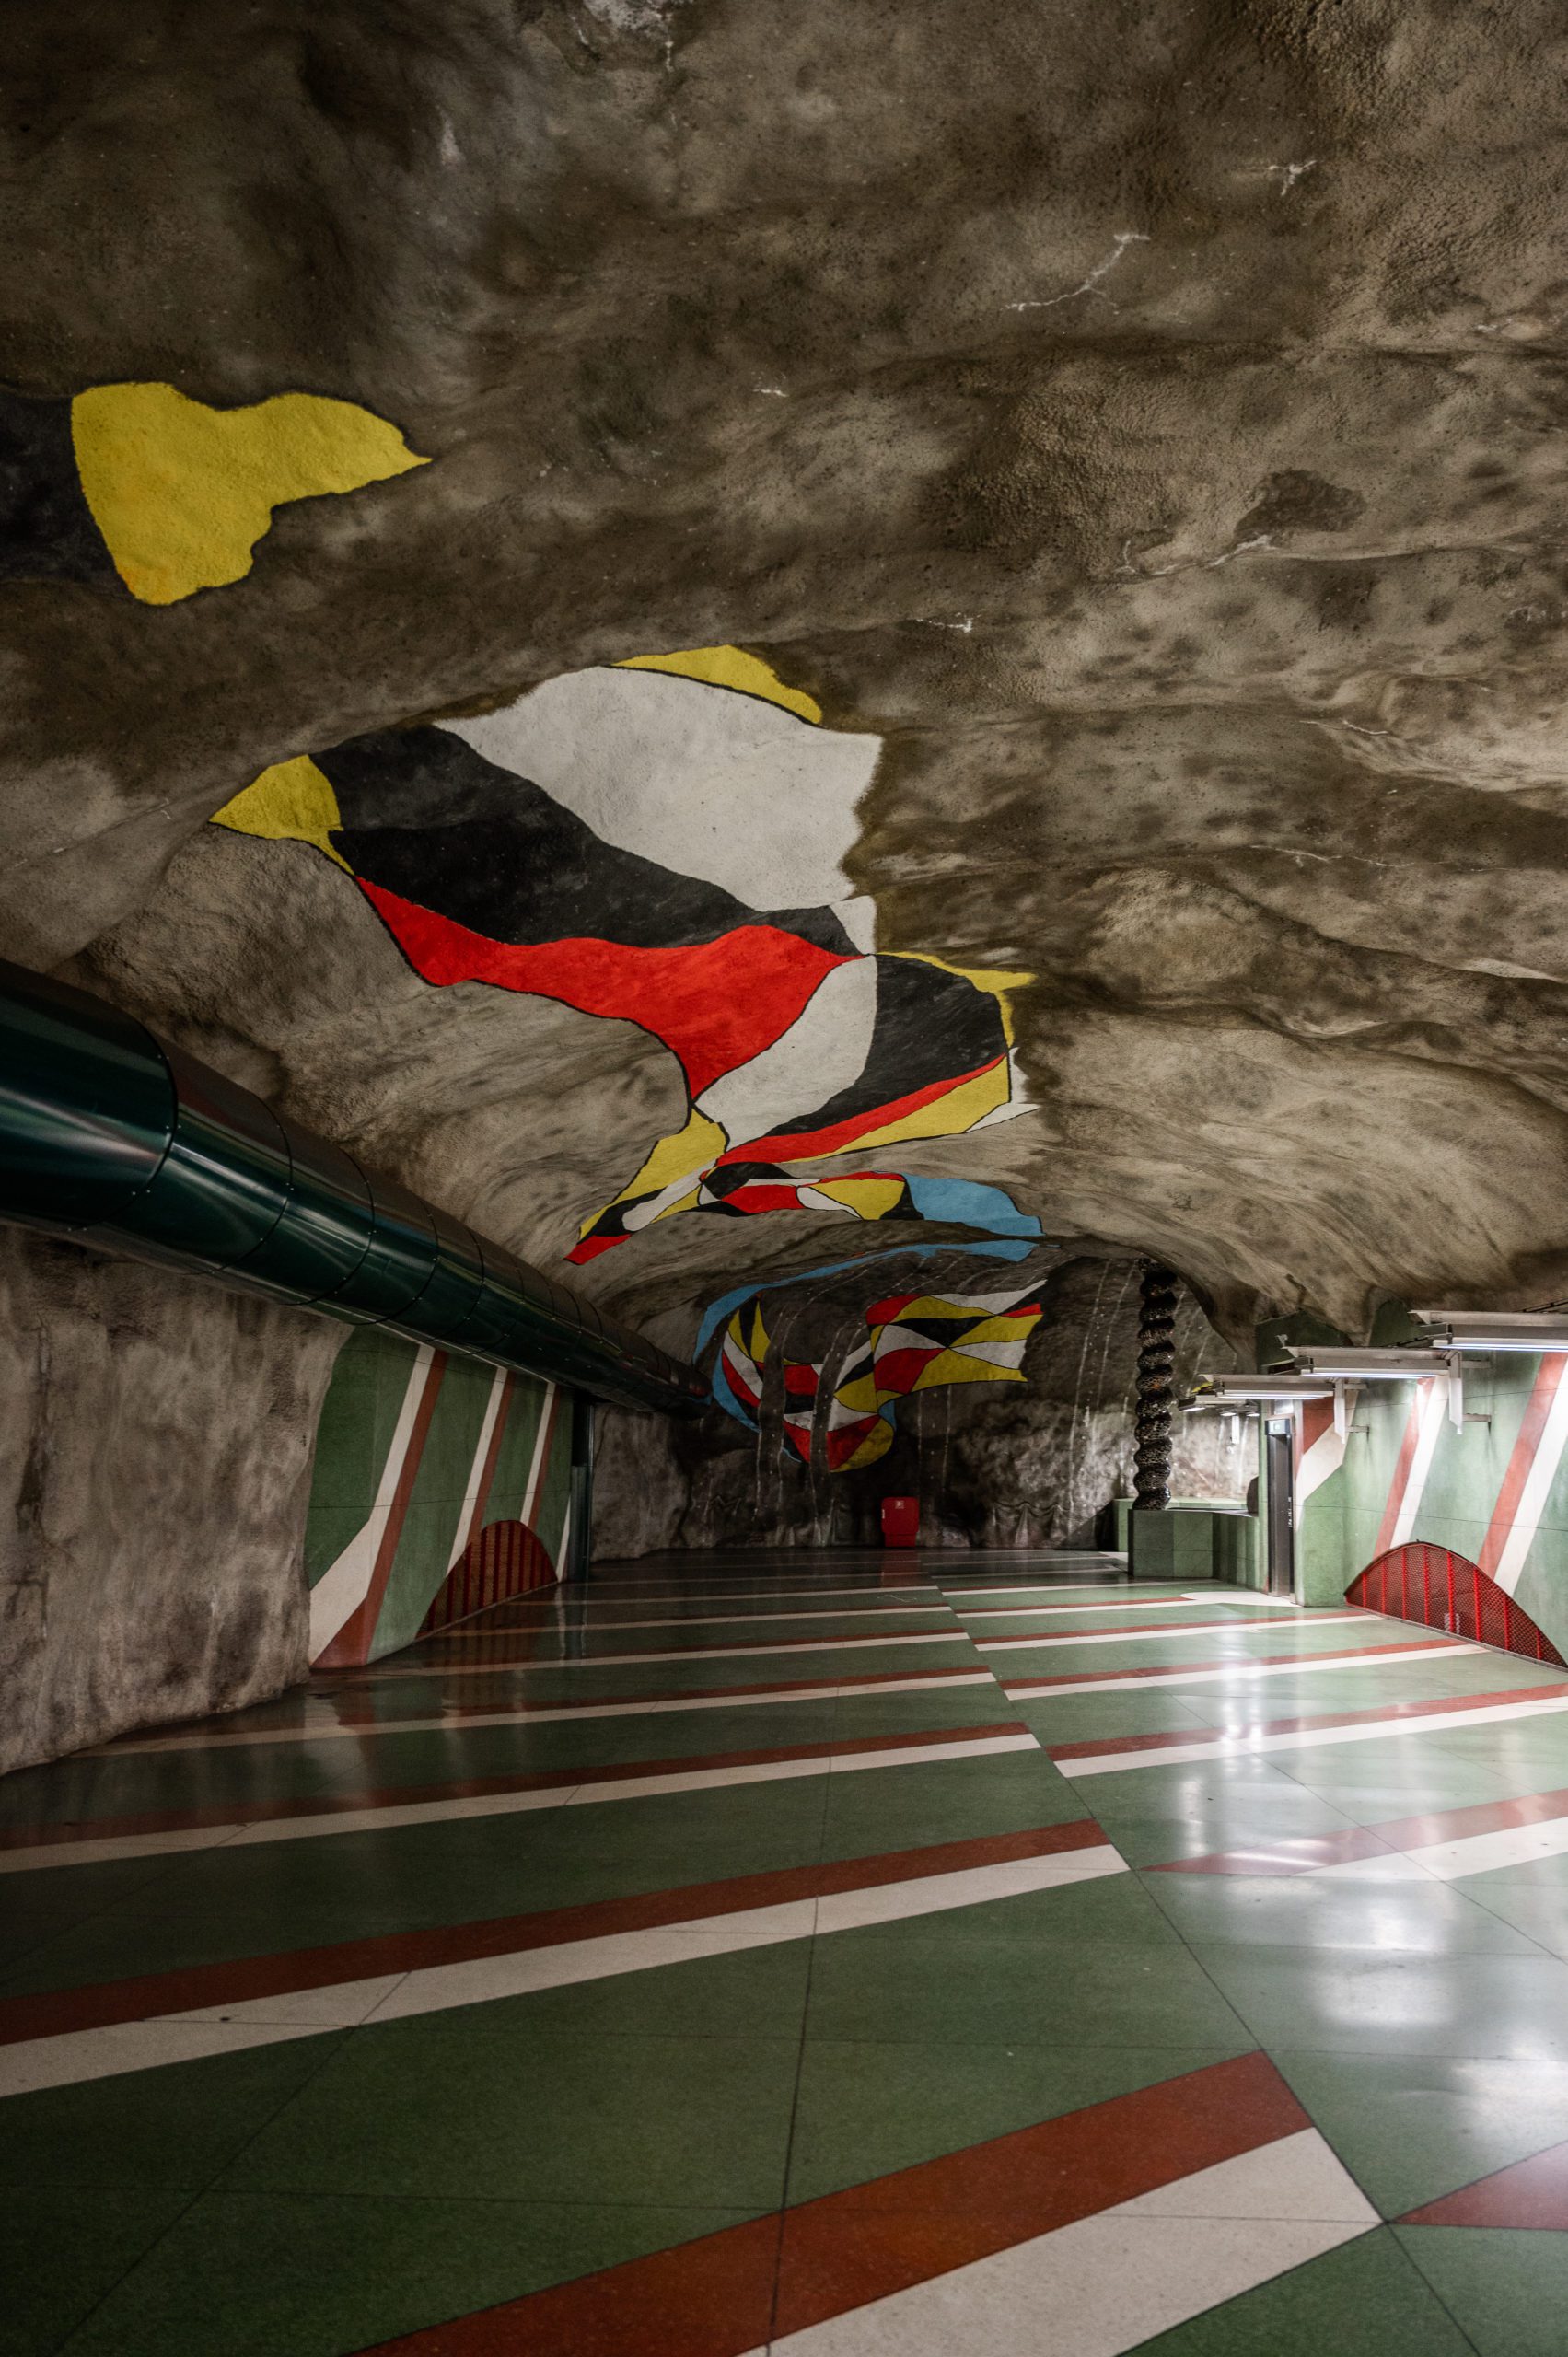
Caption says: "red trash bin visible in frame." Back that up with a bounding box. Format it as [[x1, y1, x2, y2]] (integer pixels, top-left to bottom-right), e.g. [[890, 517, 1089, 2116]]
[[880, 1494, 919, 1548]]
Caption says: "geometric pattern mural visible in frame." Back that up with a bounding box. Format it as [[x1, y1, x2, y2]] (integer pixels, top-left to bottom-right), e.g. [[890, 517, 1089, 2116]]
[[713, 1278, 1042, 1474], [305, 1329, 572, 1668], [207, 646, 1038, 1262]]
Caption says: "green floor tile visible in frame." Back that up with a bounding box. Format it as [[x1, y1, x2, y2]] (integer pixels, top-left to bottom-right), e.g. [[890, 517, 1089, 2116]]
[[55, 2193, 766, 2357], [1397, 2225, 1568, 2356], [218, 2023, 802, 2206], [0, 2184, 197, 2357], [804, 1916, 1252, 2049], [786, 2041, 1243, 2204], [1128, 2226, 1476, 2353], [1144, 1872, 1550, 1958], [1190, 1942, 1568, 2061], [1274, 2049, 1568, 2218], [0, 2032, 346, 2192]]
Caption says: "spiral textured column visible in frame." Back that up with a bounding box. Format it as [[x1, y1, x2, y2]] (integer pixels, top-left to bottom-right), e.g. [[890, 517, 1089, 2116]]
[[1133, 1260, 1179, 1513]]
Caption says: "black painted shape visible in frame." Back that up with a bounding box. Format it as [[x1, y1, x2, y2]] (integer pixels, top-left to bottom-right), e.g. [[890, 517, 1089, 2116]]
[[320, 726, 858, 957], [0, 386, 121, 588], [759, 956, 1007, 1143]]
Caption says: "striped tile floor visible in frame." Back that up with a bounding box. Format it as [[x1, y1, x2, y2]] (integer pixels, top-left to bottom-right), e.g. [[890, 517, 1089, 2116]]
[[5, 1550, 1568, 2352]]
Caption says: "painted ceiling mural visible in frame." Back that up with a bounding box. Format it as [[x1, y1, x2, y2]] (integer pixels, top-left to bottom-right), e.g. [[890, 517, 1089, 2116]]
[[0, 380, 425, 602], [211, 645, 1043, 1263], [714, 1278, 1045, 1474]]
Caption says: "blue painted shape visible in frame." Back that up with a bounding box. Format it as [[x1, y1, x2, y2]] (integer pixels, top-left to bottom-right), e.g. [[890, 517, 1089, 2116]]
[[902, 1174, 1042, 1238]]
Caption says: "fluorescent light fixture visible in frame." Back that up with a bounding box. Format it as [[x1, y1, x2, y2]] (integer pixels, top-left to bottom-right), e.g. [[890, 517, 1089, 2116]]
[[1417, 1310, 1568, 1353], [1189, 1374, 1333, 1402], [1287, 1348, 1440, 1377]]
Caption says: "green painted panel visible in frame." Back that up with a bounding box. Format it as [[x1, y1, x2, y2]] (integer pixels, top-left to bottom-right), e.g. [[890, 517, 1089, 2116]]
[[302, 1329, 420, 1587], [371, 1355, 496, 1658]]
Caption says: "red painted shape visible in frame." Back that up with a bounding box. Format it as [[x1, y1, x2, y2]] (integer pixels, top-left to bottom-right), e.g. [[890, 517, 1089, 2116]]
[[359, 881, 851, 1098], [872, 1344, 942, 1393], [347, 2053, 1305, 2356], [420, 1521, 556, 1638], [1046, 1678, 1568, 1760], [0, 1820, 1105, 2049], [1401, 2137, 1568, 2229], [315, 1352, 449, 1670], [1480, 1355, 1568, 1578], [1373, 1391, 1424, 1557], [722, 1055, 1005, 1166], [1296, 1395, 1335, 1459], [1347, 1543, 1566, 1667]]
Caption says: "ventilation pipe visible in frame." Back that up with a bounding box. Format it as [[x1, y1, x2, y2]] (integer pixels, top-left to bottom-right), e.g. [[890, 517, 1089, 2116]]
[[0, 957, 707, 1418]]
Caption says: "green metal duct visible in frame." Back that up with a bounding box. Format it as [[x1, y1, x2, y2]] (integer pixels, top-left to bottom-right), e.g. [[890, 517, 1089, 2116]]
[[0, 956, 707, 1417]]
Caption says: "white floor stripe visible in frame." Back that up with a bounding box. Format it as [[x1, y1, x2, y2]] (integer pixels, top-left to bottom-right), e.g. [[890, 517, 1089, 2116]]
[[0, 1736, 1039, 1875], [756, 2131, 1375, 2357], [977, 1613, 1366, 1653], [958, 1598, 1298, 1621], [366, 1631, 972, 1675], [1060, 1692, 1568, 1777], [0, 1843, 1127, 2098], [1400, 1813, 1568, 1883], [90, 1671, 1000, 1756], [1005, 1642, 1479, 1698]]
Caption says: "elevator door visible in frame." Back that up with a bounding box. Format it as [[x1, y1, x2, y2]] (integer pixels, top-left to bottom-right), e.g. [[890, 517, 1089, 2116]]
[[1264, 1423, 1295, 1597]]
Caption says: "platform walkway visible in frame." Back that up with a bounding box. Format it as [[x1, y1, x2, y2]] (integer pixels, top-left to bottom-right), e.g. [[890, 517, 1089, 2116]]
[[4, 1549, 1568, 2351]]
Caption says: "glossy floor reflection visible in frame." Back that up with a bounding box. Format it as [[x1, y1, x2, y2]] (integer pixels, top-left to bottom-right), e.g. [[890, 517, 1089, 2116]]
[[4, 1549, 1568, 2351]]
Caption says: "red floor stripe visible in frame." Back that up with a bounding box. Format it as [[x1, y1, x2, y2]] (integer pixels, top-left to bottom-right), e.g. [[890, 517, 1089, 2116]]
[[349, 2052, 1305, 2355], [1002, 1638, 1464, 1693], [0, 1820, 1103, 2047], [1401, 2137, 1568, 2229], [1046, 1678, 1568, 1761], [0, 1724, 1026, 1852], [322, 1665, 984, 1715]]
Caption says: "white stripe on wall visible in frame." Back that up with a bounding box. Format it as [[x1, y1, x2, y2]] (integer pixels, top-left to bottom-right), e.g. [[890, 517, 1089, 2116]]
[[1493, 1361, 1568, 1597], [307, 1346, 436, 1661], [1390, 1376, 1449, 1549]]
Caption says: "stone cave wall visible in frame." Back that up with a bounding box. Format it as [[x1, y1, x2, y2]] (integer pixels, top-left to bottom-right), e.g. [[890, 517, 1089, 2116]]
[[593, 1253, 1245, 1558], [0, 1228, 343, 1774]]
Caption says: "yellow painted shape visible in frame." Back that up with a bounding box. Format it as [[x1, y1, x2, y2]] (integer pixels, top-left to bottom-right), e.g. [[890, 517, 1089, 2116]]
[[910, 1350, 1023, 1391], [210, 757, 349, 870], [617, 645, 822, 726], [835, 1373, 881, 1416], [831, 1058, 1012, 1159], [72, 382, 428, 605], [816, 1176, 908, 1220], [610, 1109, 727, 1210], [951, 1313, 1040, 1347], [842, 1420, 894, 1471]]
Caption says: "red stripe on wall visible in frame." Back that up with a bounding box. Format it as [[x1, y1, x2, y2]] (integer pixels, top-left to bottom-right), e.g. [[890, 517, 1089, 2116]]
[[1479, 1355, 1568, 1579], [1373, 1387, 1423, 1557], [316, 1352, 449, 1670]]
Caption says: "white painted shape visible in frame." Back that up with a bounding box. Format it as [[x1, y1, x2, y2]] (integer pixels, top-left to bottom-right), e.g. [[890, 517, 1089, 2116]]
[[814, 1844, 1127, 1933], [1403, 1814, 1568, 1883], [308, 1345, 436, 1660], [449, 1367, 509, 1567], [1115, 2128, 1377, 2223], [962, 1598, 1277, 1621], [1062, 1693, 1568, 1776], [1493, 1359, 1568, 1596], [520, 1380, 556, 1526], [696, 958, 878, 1144], [442, 666, 877, 911], [505, 1606, 953, 1631], [1390, 1377, 1449, 1548], [164, 1975, 409, 2028]]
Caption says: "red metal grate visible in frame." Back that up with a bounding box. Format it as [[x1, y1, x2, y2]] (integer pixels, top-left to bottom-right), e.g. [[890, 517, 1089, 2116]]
[[1347, 1541, 1566, 1666], [419, 1519, 558, 1635]]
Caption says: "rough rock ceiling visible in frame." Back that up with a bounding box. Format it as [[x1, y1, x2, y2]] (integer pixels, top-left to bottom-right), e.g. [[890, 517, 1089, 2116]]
[[6, 0, 1568, 1346]]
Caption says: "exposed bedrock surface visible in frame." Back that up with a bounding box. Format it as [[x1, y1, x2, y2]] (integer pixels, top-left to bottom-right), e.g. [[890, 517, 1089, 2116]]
[[3, 4, 1568, 1755], [0, 1231, 341, 1771], [5, 0, 1566, 1329]]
